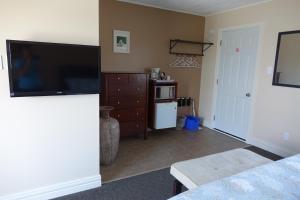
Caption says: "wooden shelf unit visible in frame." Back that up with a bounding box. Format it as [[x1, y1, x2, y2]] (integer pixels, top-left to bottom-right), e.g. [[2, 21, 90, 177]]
[[148, 80, 178, 129]]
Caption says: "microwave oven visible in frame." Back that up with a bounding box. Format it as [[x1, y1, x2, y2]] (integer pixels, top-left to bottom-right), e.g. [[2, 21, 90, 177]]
[[155, 85, 176, 100]]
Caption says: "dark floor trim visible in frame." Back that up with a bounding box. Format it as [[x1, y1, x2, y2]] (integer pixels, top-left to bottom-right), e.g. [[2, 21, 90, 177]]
[[244, 146, 283, 161]]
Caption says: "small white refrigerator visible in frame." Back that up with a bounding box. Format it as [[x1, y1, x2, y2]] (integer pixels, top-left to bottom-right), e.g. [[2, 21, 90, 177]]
[[154, 101, 178, 129]]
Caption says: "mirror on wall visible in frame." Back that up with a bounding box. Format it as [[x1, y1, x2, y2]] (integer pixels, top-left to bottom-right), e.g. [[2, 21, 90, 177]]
[[273, 30, 300, 88]]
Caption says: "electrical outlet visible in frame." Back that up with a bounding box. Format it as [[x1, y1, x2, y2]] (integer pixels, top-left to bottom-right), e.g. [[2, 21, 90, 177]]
[[283, 132, 290, 141]]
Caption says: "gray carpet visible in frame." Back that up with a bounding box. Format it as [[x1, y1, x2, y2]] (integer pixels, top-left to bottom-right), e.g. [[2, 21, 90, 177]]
[[54, 146, 281, 200], [54, 168, 184, 200]]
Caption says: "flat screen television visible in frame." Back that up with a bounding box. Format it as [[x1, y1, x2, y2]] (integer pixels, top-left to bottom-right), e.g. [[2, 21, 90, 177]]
[[6, 40, 100, 97]]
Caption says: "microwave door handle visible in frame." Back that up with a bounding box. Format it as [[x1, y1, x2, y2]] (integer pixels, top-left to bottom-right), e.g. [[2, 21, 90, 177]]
[[170, 87, 174, 99]]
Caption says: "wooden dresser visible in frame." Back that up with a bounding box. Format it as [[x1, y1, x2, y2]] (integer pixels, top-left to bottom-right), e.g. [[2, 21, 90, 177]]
[[101, 72, 149, 139]]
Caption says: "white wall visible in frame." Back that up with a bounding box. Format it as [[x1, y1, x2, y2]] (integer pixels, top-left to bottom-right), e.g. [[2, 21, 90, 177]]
[[0, 0, 100, 199], [200, 0, 300, 157]]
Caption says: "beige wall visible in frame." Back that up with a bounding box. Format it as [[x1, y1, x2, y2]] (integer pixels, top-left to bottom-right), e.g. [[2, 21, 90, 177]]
[[200, 0, 300, 156], [100, 0, 205, 113], [0, 0, 100, 199]]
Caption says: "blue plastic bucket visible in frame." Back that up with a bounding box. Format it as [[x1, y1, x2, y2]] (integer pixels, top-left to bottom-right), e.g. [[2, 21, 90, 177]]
[[184, 116, 200, 131]]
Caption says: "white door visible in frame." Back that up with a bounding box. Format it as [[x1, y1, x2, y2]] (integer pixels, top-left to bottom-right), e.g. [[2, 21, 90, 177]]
[[155, 102, 177, 129], [215, 27, 259, 139]]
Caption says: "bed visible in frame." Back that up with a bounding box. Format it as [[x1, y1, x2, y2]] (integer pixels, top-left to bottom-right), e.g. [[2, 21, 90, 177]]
[[169, 153, 300, 200]]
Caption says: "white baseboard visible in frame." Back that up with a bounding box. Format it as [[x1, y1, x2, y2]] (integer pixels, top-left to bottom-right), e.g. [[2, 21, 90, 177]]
[[1, 175, 101, 200], [246, 137, 293, 158]]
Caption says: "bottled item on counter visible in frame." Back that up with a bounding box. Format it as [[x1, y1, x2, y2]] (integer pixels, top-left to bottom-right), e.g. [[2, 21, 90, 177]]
[[182, 97, 187, 106]]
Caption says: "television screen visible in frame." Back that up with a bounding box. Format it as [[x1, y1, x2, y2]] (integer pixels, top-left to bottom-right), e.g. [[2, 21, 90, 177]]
[[6, 40, 100, 97]]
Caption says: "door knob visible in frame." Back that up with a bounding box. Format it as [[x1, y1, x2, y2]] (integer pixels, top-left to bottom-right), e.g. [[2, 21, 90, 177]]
[[246, 93, 251, 97]]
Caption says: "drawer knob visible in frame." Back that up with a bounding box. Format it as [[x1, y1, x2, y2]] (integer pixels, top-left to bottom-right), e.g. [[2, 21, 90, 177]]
[[117, 101, 120, 105], [136, 112, 139, 116], [117, 114, 120, 118], [137, 100, 140, 103], [137, 88, 140, 91], [117, 77, 121, 80], [117, 88, 121, 92]]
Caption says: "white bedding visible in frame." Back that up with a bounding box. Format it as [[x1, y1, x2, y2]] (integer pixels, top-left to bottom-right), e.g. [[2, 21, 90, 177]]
[[169, 154, 300, 200]]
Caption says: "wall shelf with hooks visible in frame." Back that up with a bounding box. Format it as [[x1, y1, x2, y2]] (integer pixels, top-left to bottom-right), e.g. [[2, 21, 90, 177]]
[[169, 39, 214, 56]]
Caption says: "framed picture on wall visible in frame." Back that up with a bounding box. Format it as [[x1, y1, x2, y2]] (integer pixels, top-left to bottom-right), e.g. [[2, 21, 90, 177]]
[[113, 30, 130, 54]]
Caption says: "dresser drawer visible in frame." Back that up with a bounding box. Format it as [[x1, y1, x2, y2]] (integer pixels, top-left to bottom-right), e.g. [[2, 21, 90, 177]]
[[111, 108, 145, 122], [108, 84, 146, 97], [129, 74, 147, 84], [109, 96, 146, 108], [107, 74, 129, 85], [119, 121, 146, 137]]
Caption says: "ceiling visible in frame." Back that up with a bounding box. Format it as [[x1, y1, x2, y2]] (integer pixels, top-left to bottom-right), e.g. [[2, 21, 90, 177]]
[[118, 0, 271, 16]]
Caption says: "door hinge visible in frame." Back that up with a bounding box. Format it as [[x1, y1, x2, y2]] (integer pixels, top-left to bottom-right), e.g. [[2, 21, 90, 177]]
[[213, 115, 216, 121], [220, 40, 222, 47], [216, 79, 219, 85]]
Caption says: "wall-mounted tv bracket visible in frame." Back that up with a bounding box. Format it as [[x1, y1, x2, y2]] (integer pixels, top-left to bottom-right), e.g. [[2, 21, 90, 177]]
[[169, 39, 214, 56]]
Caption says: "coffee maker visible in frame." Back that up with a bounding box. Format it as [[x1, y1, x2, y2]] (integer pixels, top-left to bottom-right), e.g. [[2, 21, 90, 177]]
[[150, 68, 160, 80]]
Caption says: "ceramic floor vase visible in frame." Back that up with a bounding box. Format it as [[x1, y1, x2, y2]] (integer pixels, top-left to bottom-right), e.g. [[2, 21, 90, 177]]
[[100, 106, 120, 165]]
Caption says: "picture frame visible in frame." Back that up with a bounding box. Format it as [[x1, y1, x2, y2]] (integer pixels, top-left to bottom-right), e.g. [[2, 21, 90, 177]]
[[113, 30, 130, 54]]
